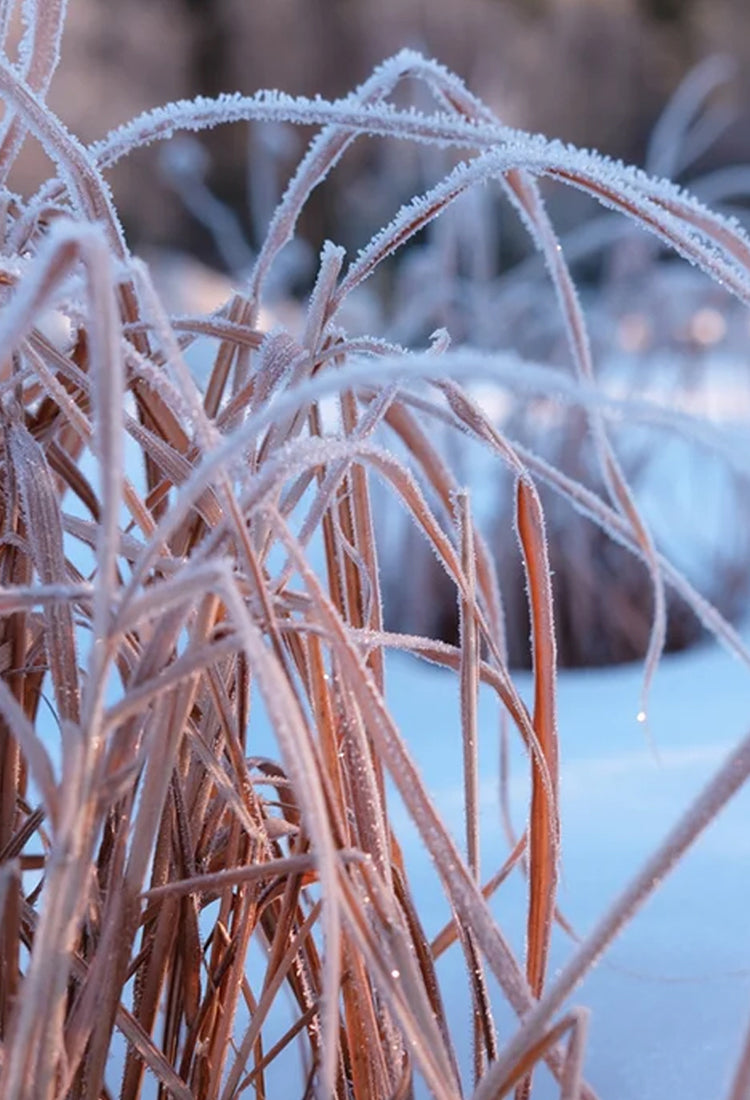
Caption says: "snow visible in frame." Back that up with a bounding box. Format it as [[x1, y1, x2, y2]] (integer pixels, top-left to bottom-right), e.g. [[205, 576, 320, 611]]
[[384, 632, 750, 1098]]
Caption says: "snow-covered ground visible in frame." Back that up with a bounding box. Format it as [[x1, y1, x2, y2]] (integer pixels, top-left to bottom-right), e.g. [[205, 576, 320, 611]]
[[385, 632, 750, 1099]]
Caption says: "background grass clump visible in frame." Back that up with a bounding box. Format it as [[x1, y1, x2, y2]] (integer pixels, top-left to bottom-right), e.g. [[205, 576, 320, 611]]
[[1, 5, 750, 1100]]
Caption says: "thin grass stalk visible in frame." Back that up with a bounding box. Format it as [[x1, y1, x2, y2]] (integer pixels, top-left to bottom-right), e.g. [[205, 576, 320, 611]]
[[0, 675, 58, 828], [0, 858, 20, 1040], [118, 595, 225, 1100], [202, 837, 262, 1096], [391, 368, 750, 669], [456, 490, 480, 881], [431, 832, 527, 959], [237, 1004, 319, 1096], [3, 416, 81, 733], [0, 59, 126, 249], [391, 862, 461, 1086], [515, 477, 559, 1001], [474, 723, 750, 1100], [219, 896, 320, 1100], [339, 387, 388, 694], [0, 0, 67, 182], [726, 1001, 750, 1100], [455, 489, 495, 1084], [502, 166, 666, 722], [304, 631, 351, 845], [336, 866, 460, 1100], [476, 1008, 589, 1100], [264, 510, 596, 1098], [339, 939, 392, 1099], [378, 395, 510, 659], [514, 476, 559, 1100], [219, 578, 343, 1097], [271, 382, 399, 602]]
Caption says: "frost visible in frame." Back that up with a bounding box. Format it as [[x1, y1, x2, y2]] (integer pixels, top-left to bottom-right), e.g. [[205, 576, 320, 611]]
[[0, 1, 68, 186], [19, 0, 67, 97], [0, 55, 126, 249], [2, 29, 749, 1098], [88, 83, 517, 173], [51, 54, 750, 316]]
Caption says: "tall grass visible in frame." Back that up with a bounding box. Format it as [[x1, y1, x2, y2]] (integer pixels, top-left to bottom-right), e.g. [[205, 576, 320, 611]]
[[0, 6, 749, 1099]]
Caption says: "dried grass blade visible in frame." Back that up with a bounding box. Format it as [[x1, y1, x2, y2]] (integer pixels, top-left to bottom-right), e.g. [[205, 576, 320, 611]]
[[474, 1008, 589, 1100], [340, 939, 387, 1099], [304, 631, 351, 845], [514, 476, 559, 1100], [85, 232, 124, 642], [503, 167, 667, 722], [510, 437, 750, 670], [431, 832, 527, 959], [381, 396, 510, 662], [516, 478, 559, 1003], [0, 679, 58, 825], [0, 858, 21, 1035], [169, 773, 202, 1027], [475, 723, 750, 1100], [142, 852, 329, 902], [337, 867, 460, 1100], [237, 1003, 318, 1094], [112, 1003, 194, 1100], [0, 0, 67, 180], [195, 872, 258, 1096], [0, 581, 92, 613], [267, 515, 591, 1097], [0, 61, 125, 244], [391, 862, 460, 1083], [221, 580, 342, 1097], [455, 489, 498, 1082], [218, 893, 321, 1100], [338, 381, 391, 699], [5, 411, 80, 730], [726, 1000, 750, 1100], [334, 184, 472, 308], [456, 490, 480, 880], [336, 681, 391, 883], [560, 1008, 590, 1100], [303, 240, 345, 352]]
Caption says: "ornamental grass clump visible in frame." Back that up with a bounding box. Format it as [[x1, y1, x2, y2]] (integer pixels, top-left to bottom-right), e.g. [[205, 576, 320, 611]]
[[1, 5, 750, 1099]]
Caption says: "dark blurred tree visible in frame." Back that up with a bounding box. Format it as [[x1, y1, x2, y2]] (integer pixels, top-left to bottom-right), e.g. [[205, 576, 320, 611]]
[[638, 0, 692, 22], [179, 0, 229, 97]]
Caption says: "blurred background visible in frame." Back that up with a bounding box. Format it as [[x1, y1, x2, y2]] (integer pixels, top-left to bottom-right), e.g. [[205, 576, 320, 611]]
[[11, 0, 750, 668], [17, 0, 750, 261]]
